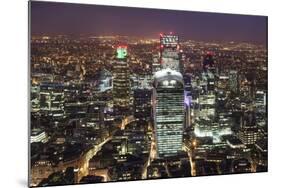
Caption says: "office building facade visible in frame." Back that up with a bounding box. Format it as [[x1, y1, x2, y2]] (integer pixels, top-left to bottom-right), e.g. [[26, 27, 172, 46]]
[[153, 68, 184, 158]]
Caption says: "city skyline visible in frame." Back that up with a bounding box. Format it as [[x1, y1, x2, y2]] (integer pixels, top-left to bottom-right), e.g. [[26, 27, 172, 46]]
[[31, 1, 267, 44], [30, 1, 267, 187]]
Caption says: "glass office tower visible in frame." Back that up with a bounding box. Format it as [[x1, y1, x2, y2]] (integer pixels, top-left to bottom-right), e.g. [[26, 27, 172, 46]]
[[160, 33, 180, 71], [113, 46, 131, 116], [153, 68, 184, 158]]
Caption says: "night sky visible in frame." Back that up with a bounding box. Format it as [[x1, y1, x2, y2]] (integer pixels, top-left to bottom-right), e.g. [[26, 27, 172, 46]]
[[30, 1, 267, 44]]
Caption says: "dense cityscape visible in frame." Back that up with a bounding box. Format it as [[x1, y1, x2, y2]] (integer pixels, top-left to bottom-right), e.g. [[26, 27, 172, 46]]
[[30, 33, 267, 187]]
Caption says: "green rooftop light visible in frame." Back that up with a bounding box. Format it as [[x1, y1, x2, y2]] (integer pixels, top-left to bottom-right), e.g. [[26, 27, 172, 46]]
[[116, 46, 127, 59]]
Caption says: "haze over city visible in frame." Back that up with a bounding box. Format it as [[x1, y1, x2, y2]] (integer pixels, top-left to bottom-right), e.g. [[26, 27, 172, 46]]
[[31, 1, 267, 44]]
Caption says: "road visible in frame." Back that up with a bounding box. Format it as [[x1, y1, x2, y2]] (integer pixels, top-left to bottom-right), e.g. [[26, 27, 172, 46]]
[[120, 115, 134, 130], [141, 136, 156, 179], [78, 135, 114, 181], [78, 115, 135, 181], [184, 145, 196, 176]]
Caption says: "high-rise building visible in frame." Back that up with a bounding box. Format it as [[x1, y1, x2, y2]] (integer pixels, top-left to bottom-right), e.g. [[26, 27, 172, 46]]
[[194, 56, 232, 143], [183, 74, 192, 130], [152, 54, 161, 75], [184, 95, 192, 130], [207, 72, 215, 92], [133, 88, 152, 122], [201, 52, 216, 93], [99, 69, 112, 92], [87, 101, 105, 128], [238, 112, 260, 145], [238, 124, 260, 145], [153, 68, 184, 158], [160, 33, 180, 71], [113, 46, 131, 116], [229, 70, 239, 93]]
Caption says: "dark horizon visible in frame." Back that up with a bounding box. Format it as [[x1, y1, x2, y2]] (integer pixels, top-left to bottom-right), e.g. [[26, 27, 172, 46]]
[[30, 1, 267, 44]]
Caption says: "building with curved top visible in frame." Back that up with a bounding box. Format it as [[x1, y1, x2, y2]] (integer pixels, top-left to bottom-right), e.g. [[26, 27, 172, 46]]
[[153, 68, 184, 158]]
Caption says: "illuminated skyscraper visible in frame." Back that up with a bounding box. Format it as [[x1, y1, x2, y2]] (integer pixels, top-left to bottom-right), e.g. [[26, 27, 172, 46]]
[[99, 69, 112, 92], [152, 54, 161, 75], [238, 112, 260, 145], [229, 70, 239, 93], [183, 74, 192, 130], [160, 33, 180, 71], [153, 68, 184, 158], [113, 46, 131, 116], [184, 95, 192, 130], [201, 53, 216, 94], [206, 72, 215, 92], [194, 52, 232, 143]]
